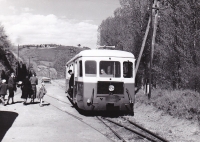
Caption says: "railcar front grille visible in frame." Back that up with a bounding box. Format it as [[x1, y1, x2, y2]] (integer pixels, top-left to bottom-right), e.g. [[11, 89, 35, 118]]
[[97, 81, 124, 94]]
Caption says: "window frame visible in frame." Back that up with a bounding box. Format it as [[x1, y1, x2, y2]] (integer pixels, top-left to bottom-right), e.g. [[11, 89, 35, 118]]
[[123, 61, 133, 78], [99, 60, 121, 78], [85, 60, 97, 77], [79, 60, 83, 77]]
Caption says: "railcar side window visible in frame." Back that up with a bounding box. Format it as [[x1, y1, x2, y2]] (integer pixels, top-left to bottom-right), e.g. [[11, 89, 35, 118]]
[[79, 61, 82, 77], [99, 61, 121, 78], [123, 62, 133, 78], [85, 60, 96, 77]]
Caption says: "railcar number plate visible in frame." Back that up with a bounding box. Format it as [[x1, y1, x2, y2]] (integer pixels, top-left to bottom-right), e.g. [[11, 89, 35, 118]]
[[105, 95, 120, 102]]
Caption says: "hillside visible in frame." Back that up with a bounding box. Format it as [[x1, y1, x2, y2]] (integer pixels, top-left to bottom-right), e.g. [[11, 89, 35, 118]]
[[12, 46, 86, 79]]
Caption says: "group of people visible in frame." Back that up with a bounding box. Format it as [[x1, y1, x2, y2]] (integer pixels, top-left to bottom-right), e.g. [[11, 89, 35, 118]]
[[0, 72, 16, 105], [0, 70, 47, 107]]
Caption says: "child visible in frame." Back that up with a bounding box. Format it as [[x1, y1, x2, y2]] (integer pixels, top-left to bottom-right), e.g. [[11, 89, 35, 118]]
[[0, 79, 8, 106], [37, 82, 47, 107]]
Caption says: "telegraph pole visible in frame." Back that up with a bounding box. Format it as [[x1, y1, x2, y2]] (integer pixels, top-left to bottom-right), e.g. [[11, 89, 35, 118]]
[[49, 63, 50, 78], [149, 0, 160, 99], [29, 57, 30, 69], [17, 44, 19, 78], [18, 44, 19, 61], [135, 17, 151, 75]]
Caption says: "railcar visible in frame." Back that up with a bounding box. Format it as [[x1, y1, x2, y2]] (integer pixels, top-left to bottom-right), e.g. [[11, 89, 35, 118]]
[[65, 49, 135, 114]]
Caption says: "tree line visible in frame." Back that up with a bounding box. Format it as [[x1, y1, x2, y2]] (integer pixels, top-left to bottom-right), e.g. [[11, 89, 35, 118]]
[[98, 0, 200, 91], [0, 24, 14, 73]]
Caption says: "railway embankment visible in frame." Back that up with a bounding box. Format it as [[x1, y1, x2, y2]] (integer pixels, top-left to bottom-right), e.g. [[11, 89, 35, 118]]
[[133, 89, 200, 141], [136, 89, 200, 122]]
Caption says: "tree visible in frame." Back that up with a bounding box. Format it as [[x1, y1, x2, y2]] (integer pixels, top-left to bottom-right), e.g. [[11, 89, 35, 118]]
[[98, 0, 200, 91], [77, 44, 81, 47]]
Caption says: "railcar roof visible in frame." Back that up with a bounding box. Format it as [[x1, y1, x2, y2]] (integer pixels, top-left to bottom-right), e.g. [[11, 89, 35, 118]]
[[67, 49, 135, 64]]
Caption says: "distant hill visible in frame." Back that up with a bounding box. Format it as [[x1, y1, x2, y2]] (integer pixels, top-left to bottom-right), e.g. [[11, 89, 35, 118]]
[[12, 45, 88, 79]]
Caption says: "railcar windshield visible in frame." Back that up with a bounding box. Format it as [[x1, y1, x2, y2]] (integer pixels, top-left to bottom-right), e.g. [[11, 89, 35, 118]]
[[85, 60, 96, 77], [123, 61, 133, 78], [99, 61, 121, 78]]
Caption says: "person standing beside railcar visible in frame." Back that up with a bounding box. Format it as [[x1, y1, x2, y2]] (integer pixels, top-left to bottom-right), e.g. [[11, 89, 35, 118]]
[[29, 73, 38, 103], [7, 72, 17, 104], [68, 70, 74, 98]]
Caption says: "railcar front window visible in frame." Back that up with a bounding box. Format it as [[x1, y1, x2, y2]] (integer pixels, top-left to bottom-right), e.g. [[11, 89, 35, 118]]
[[85, 60, 96, 77], [123, 62, 133, 78], [99, 61, 121, 78]]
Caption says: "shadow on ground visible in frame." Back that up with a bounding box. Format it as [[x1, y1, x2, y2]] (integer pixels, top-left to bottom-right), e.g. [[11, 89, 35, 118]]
[[0, 111, 18, 141], [25, 102, 40, 106], [5, 101, 24, 106]]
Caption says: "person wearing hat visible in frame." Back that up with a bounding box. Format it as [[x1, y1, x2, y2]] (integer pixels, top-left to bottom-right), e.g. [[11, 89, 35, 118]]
[[0, 79, 8, 106], [68, 70, 74, 98]]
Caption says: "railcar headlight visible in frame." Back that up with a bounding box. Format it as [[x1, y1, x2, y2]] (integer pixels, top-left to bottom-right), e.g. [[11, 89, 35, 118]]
[[87, 99, 91, 104], [108, 85, 115, 92]]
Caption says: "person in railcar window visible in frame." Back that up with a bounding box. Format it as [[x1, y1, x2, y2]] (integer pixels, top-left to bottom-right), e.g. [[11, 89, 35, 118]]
[[100, 69, 107, 75]]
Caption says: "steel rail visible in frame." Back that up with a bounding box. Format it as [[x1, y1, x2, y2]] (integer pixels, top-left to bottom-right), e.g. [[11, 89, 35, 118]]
[[46, 94, 71, 105], [103, 117, 157, 142], [45, 96, 83, 121], [121, 116, 169, 142], [96, 116, 127, 142], [45, 96, 115, 142]]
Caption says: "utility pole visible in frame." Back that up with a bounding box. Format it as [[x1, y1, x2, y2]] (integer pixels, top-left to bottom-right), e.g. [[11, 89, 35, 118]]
[[49, 63, 50, 78], [135, 17, 151, 75], [29, 57, 30, 70], [17, 44, 19, 77], [18, 44, 19, 60], [149, 0, 160, 99]]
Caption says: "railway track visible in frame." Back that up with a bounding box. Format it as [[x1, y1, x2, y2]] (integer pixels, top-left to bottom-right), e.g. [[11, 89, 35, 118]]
[[44, 94, 116, 142], [97, 116, 169, 142], [45, 80, 169, 142], [45, 93, 168, 142]]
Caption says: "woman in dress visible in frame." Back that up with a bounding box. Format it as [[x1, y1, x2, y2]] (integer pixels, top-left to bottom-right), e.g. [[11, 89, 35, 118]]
[[21, 76, 31, 105]]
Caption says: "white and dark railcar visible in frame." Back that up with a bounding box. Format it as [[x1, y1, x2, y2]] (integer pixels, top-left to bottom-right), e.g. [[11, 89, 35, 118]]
[[65, 49, 135, 114]]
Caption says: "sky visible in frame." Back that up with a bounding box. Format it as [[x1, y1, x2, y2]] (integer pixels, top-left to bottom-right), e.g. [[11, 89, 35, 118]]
[[0, 0, 120, 48]]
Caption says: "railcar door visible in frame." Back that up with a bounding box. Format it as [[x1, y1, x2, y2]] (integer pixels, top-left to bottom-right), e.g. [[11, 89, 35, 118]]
[[74, 59, 84, 105]]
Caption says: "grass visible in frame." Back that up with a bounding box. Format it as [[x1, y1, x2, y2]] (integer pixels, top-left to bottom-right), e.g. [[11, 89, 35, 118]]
[[136, 89, 200, 121]]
